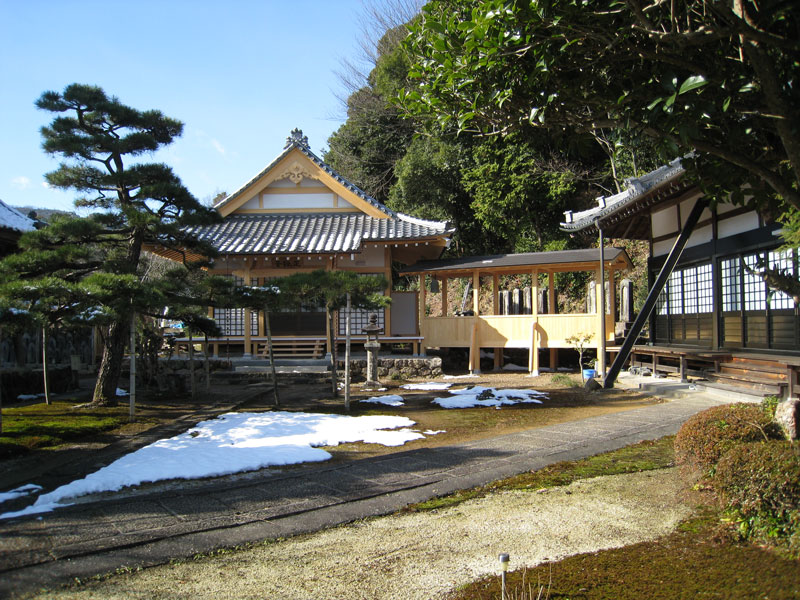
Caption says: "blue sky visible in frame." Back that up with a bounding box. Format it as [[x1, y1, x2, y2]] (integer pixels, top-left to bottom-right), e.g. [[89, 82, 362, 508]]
[[0, 0, 370, 212]]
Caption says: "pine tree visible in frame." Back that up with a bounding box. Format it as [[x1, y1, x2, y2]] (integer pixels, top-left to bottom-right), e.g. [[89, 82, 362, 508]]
[[2, 84, 221, 405]]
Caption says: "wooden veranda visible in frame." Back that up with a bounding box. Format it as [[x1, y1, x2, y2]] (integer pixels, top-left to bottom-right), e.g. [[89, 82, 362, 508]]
[[399, 248, 632, 374]]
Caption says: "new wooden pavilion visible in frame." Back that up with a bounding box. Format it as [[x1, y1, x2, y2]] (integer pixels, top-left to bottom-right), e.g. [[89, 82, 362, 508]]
[[399, 248, 632, 374], [167, 129, 454, 358]]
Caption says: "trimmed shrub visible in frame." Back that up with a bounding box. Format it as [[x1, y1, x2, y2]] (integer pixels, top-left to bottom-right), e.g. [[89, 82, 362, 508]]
[[714, 440, 800, 555], [674, 403, 780, 474]]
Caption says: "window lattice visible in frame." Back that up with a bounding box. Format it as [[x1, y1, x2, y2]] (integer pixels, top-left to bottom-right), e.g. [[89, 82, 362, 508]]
[[656, 287, 668, 316], [213, 308, 258, 336], [768, 249, 795, 309], [696, 264, 713, 313], [743, 254, 767, 311], [683, 267, 697, 314], [668, 270, 683, 315], [721, 258, 741, 312], [339, 308, 385, 336]]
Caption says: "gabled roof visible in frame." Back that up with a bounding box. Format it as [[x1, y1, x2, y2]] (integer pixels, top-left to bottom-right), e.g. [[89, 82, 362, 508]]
[[560, 157, 691, 239], [187, 212, 453, 255], [214, 129, 396, 219], [186, 130, 454, 263]]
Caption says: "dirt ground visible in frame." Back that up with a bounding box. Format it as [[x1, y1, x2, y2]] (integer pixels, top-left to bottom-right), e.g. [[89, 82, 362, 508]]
[[32, 468, 690, 600]]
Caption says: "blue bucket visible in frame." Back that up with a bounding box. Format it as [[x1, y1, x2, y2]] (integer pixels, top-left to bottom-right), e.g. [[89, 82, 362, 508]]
[[582, 369, 596, 379]]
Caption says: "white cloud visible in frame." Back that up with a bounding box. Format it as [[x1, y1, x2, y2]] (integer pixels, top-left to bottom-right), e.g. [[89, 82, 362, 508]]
[[193, 128, 226, 156], [41, 181, 51, 189], [11, 176, 31, 190], [211, 138, 226, 155]]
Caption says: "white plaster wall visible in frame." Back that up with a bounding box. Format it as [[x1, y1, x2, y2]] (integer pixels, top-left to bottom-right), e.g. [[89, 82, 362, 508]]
[[718, 211, 759, 238], [651, 206, 679, 237], [680, 196, 711, 226], [347, 244, 385, 267], [242, 196, 260, 209], [263, 192, 335, 209]]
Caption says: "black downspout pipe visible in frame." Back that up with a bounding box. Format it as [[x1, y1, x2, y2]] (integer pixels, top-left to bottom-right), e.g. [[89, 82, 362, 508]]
[[604, 196, 710, 389]]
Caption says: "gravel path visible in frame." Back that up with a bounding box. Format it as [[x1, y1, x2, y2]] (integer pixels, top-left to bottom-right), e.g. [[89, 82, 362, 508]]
[[37, 467, 690, 600]]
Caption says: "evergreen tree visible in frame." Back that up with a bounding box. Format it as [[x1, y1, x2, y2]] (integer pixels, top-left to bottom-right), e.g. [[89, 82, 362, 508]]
[[3, 84, 221, 405], [279, 270, 389, 398]]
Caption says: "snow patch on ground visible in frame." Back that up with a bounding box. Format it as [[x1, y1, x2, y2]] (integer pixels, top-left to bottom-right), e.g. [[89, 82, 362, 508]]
[[502, 363, 528, 371], [0, 484, 42, 505], [16, 393, 45, 401], [361, 395, 405, 407], [433, 386, 547, 409], [401, 382, 453, 391], [442, 374, 479, 380], [0, 411, 424, 520]]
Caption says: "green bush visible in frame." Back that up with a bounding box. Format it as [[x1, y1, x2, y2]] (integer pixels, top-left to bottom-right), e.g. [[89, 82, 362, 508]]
[[714, 440, 800, 555], [674, 403, 780, 474]]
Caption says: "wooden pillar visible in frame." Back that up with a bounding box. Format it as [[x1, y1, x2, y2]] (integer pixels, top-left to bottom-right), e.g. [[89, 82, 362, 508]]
[[545, 270, 556, 371], [243, 308, 252, 357], [419, 274, 427, 356], [595, 266, 606, 375], [529, 269, 539, 375], [471, 270, 481, 373], [492, 274, 499, 315], [441, 277, 448, 316], [493, 273, 502, 370], [472, 271, 480, 314], [469, 320, 479, 374]]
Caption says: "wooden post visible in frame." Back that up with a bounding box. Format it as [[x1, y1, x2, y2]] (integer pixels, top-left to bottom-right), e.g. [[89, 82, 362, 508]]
[[596, 266, 606, 377], [469, 320, 479, 374], [492, 274, 499, 314], [265, 310, 279, 405], [528, 318, 539, 375], [530, 269, 539, 376], [243, 308, 252, 357], [472, 271, 480, 314], [493, 273, 502, 371], [129, 313, 136, 422], [344, 293, 351, 411], [42, 327, 50, 405], [597, 229, 607, 379], [188, 329, 197, 400], [441, 277, 448, 316]]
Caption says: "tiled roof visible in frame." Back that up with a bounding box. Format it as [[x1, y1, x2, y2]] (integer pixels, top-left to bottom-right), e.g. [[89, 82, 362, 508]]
[[0, 199, 35, 233], [561, 157, 687, 232], [215, 129, 395, 218], [186, 212, 454, 255]]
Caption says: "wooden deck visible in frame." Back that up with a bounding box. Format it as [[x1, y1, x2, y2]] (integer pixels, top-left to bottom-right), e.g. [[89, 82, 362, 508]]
[[630, 344, 799, 398]]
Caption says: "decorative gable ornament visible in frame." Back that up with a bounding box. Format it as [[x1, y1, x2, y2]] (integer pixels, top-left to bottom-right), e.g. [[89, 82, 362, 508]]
[[284, 128, 309, 150], [276, 159, 319, 184]]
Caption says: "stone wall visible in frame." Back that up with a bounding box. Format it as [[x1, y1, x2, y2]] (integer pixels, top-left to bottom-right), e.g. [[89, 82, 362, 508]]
[[123, 358, 232, 394], [1, 366, 76, 402], [342, 356, 442, 381]]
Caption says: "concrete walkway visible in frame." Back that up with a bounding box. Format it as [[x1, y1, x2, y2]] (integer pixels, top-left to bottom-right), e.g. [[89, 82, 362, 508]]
[[0, 387, 726, 597]]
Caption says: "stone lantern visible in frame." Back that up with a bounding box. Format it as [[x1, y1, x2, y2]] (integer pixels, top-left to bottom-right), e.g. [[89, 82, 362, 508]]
[[361, 314, 383, 389]]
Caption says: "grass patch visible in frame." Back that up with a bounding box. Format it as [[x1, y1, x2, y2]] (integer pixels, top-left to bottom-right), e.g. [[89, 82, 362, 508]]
[[405, 436, 675, 512], [0, 401, 125, 457], [448, 508, 800, 599]]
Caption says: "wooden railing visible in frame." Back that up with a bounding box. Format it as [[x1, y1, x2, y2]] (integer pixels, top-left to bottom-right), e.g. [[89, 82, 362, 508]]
[[420, 313, 614, 349]]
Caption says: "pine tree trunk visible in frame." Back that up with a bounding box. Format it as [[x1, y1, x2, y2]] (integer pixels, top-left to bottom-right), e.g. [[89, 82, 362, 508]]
[[92, 231, 143, 406], [93, 320, 127, 406], [264, 310, 279, 406]]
